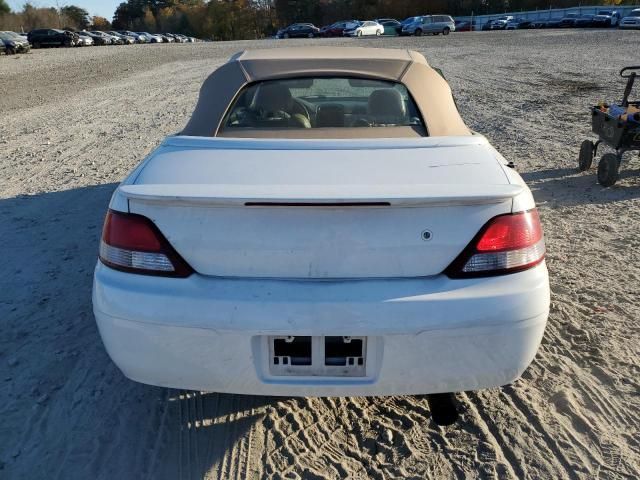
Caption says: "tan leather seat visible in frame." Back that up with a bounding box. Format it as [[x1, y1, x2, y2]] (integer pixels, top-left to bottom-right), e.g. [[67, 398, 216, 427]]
[[252, 83, 293, 115], [251, 83, 310, 128], [368, 88, 407, 125]]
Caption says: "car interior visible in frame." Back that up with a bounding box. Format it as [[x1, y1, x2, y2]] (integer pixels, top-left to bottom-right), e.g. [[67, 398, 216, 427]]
[[222, 77, 424, 130]]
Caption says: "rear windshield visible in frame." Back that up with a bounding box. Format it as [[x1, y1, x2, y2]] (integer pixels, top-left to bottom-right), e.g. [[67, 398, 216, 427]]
[[221, 77, 423, 131]]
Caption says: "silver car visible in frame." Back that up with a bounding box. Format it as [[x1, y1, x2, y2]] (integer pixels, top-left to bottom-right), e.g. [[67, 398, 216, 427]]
[[76, 32, 94, 46], [401, 15, 455, 36], [0, 31, 31, 53], [620, 9, 640, 29]]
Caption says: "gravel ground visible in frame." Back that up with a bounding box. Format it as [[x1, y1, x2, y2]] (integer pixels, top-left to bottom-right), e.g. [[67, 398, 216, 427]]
[[1, 30, 639, 480]]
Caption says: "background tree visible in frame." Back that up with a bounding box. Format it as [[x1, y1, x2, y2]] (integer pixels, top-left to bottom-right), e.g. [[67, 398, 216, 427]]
[[0, 0, 10, 15], [61, 5, 90, 30], [112, 2, 132, 29], [92, 16, 112, 30]]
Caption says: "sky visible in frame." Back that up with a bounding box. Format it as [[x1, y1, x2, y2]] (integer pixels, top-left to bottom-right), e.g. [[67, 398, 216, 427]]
[[7, 1, 121, 19]]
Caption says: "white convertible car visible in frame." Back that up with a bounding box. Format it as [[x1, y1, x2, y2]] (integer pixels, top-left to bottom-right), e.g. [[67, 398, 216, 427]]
[[93, 47, 549, 408]]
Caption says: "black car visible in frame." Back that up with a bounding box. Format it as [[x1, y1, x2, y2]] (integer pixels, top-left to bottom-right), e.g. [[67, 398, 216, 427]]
[[530, 19, 548, 28], [277, 23, 320, 39], [559, 13, 580, 27], [27, 29, 77, 48], [377, 18, 402, 36], [574, 15, 595, 28], [546, 18, 563, 28], [480, 21, 493, 31]]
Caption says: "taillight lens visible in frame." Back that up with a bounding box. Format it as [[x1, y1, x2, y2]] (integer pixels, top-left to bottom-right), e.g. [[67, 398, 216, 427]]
[[99, 210, 193, 277], [446, 209, 545, 278]]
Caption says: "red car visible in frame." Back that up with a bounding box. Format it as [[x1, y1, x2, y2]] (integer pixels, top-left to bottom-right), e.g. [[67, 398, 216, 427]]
[[454, 20, 472, 32], [320, 20, 358, 37]]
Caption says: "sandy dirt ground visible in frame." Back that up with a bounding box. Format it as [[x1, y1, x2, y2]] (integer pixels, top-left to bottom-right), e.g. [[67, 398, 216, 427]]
[[1, 30, 639, 480]]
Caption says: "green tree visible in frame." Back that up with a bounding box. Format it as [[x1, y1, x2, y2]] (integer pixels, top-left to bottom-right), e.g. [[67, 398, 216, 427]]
[[0, 0, 10, 15], [112, 2, 132, 29], [61, 5, 90, 29]]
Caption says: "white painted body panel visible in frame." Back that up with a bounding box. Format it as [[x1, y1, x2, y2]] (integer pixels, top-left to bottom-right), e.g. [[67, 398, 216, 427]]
[[93, 134, 548, 395], [93, 262, 549, 396], [122, 135, 525, 278]]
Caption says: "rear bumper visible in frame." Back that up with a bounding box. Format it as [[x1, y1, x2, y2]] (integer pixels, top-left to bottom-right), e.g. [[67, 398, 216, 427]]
[[93, 262, 550, 396]]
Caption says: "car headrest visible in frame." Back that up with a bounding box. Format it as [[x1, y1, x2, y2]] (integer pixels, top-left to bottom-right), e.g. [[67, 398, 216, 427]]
[[251, 83, 293, 113], [368, 88, 406, 121], [316, 104, 345, 127]]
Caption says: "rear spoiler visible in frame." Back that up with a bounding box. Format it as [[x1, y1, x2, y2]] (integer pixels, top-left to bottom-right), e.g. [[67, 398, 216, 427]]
[[119, 183, 523, 207]]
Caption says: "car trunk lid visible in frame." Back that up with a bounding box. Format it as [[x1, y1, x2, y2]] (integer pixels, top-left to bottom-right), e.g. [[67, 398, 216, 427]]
[[123, 136, 519, 279]]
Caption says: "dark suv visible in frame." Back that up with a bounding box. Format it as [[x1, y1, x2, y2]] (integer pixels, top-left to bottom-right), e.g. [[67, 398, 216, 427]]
[[27, 29, 78, 48]]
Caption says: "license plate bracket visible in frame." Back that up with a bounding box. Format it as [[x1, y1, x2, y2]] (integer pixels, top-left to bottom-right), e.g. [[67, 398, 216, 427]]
[[268, 336, 367, 377]]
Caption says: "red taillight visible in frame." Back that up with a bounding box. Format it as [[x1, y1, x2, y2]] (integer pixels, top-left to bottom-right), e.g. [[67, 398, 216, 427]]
[[476, 209, 543, 252], [446, 209, 545, 278], [99, 210, 193, 277]]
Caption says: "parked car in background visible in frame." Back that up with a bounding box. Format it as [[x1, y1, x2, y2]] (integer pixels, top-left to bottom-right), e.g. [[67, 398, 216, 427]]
[[277, 23, 320, 38], [545, 18, 564, 28], [402, 15, 455, 36], [376, 18, 402, 35], [0, 31, 31, 54], [82, 31, 110, 45], [619, 9, 640, 29], [27, 29, 78, 48], [76, 32, 94, 46], [481, 20, 493, 30], [93, 31, 117, 45], [559, 13, 580, 27], [320, 21, 348, 37], [454, 20, 472, 32], [532, 18, 563, 28], [506, 18, 532, 29], [592, 10, 621, 27], [95, 31, 122, 45], [399, 16, 422, 35], [489, 16, 514, 29], [344, 20, 384, 37], [137, 32, 163, 43], [117, 30, 146, 43], [0, 41, 5, 55], [109, 31, 135, 44], [574, 15, 595, 28], [93, 47, 549, 409]]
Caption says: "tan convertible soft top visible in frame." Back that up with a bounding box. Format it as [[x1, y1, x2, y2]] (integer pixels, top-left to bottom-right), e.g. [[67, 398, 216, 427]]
[[181, 47, 471, 138]]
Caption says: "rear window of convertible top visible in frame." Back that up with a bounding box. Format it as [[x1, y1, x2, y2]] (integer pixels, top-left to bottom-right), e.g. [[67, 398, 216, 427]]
[[220, 77, 424, 131]]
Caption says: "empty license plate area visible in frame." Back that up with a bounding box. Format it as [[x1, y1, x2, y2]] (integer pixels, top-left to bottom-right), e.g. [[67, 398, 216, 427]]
[[268, 336, 367, 377], [273, 336, 312, 366]]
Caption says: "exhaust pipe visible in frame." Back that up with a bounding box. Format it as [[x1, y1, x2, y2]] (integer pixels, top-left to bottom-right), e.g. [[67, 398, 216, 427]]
[[427, 393, 459, 426]]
